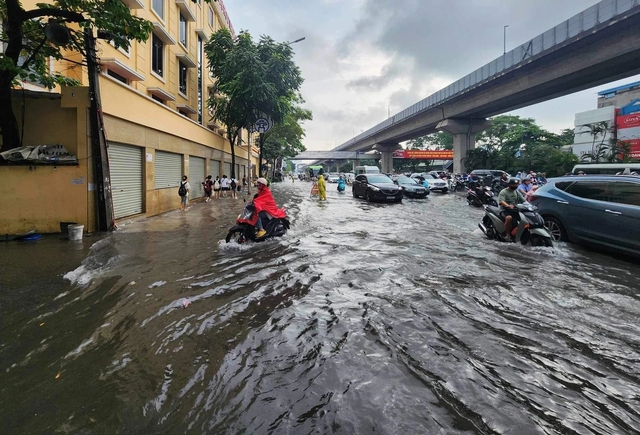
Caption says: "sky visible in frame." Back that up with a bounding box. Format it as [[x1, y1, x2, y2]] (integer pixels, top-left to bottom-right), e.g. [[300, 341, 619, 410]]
[[223, 0, 640, 151]]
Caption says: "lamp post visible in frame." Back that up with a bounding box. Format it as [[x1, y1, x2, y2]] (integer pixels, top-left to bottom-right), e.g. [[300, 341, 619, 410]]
[[503, 25, 509, 55], [287, 37, 306, 45], [388, 104, 391, 118]]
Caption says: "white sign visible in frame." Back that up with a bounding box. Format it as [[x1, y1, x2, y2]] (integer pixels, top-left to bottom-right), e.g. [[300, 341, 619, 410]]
[[146, 152, 153, 162], [254, 117, 272, 134]]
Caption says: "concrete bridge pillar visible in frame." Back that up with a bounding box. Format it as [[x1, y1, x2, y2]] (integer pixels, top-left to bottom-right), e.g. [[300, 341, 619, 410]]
[[373, 143, 402, 174], [436, 118, 492, 174]]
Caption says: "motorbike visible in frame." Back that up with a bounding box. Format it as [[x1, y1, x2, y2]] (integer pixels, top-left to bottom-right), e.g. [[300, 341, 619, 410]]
[[478, 203, 554, 247], [225, 202, 290, 244], [467, 185, 498, 207], [337, 179, 346, 192]]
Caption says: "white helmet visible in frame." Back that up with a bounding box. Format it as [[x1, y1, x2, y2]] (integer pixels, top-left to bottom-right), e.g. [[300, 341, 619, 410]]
[[257, 177, 268, 186]]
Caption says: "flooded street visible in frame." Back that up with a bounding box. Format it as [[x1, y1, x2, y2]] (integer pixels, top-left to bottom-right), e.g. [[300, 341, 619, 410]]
[[1, 180, 640, 434]]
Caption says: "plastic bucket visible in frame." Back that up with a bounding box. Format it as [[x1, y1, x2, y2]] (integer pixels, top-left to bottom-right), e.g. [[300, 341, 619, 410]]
[[68, 224, 84, 241]]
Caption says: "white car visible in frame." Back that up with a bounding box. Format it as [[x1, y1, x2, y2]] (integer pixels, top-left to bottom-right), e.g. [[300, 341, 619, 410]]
[[327, 174, 340, 183], [410, 173, 449, 193]]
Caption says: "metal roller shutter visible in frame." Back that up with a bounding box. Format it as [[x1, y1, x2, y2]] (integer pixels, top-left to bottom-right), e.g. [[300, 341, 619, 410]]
[[108, 143, 143, 219], [223, 162, 231, 178], [210, 160, 220, 179], [189, 156, 205, 198], [155, 151, 182, 189]]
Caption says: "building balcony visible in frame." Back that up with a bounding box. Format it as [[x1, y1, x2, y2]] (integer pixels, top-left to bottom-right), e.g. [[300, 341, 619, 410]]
[[176, 53, 197, 69], [100, 58, 145, 81], [152, 22, 176, 45], [175, 0, 197, 22], [120, 0, 144, 8], [148, 87, 176, 102]]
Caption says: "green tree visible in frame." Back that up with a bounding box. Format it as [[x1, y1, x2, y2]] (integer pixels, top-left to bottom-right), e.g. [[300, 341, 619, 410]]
[[0, 0, 156, 151], [262, 102, 312, 179], [205, 28, 303, 177], [579, 121, 612, 163]]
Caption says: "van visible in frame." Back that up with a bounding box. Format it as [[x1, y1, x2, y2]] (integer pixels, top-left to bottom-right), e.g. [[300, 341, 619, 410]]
[[571, 163, 640, 175], [354, 165, 380, 175]]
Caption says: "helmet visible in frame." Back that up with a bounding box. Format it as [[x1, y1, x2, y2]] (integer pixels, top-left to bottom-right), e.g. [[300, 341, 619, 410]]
[[257, 177, 268, 186], [523, 176, 532, 181]]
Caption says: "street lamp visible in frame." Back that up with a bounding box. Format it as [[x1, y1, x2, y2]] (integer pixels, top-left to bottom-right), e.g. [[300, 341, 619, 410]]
[[287, 37, 306, 45], [388, 104, 391, 118], [503, 25, 509, 54]]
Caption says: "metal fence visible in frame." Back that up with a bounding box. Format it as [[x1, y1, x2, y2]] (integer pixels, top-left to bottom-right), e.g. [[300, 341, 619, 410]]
[[336, 0, 640, 151]]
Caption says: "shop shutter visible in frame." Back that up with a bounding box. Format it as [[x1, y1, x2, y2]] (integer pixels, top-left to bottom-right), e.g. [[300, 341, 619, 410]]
[[223, 161, 231, 177], [189, 156, 205, 198], [210, 160, 220, 179], [155, 151, 182, 189], [108, 143, 143, 219]]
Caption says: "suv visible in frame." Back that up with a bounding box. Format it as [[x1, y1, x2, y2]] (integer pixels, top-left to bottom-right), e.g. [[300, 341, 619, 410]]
[[352, 174, 403, 203], [530, 175, 640, 258]]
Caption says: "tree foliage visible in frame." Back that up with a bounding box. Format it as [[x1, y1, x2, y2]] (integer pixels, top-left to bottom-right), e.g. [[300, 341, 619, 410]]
[[0, 0, 157, 150], [463, 115, 578, 176], [262, 101, 312, 161], [205, 28, 303, 177]]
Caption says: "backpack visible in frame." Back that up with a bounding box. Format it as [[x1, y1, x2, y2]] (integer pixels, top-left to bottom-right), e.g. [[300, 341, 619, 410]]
[[214, 180, 221, 189], [178, 181, 187, 197], [230, 179, 237, 189]]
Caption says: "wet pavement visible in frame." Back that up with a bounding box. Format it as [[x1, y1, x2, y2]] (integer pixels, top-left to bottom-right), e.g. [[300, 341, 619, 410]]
[[1, 180, 640, 434]]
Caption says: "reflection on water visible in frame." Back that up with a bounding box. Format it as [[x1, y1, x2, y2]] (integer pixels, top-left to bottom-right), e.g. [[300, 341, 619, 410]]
[[1, 182, 640, 434]]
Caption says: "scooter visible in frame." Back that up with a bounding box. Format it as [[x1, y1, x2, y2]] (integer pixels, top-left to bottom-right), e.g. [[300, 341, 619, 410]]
[[478, 203, 553, 247], [337, 179, 346, 193], [225, 202, 290, 244], [467, 186, 498, 207]]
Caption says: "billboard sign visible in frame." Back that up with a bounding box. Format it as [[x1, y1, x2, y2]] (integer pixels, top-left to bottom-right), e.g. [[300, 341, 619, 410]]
[[616, 114, 640, 129], [393, 150, 454, 159]]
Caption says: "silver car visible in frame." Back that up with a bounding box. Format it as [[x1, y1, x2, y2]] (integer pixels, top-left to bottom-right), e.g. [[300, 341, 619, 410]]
[[410, 173, 448, 193], [530, 175, 640, 258]]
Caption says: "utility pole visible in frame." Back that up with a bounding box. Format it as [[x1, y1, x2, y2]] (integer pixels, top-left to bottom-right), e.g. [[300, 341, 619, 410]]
[[85, 28, 114, 231], [504, 25, 509, 54]]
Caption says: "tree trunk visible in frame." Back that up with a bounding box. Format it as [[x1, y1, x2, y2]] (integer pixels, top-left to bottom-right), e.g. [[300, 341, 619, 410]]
[[228, 129, 238, 179], [0, 0, 26, 151]]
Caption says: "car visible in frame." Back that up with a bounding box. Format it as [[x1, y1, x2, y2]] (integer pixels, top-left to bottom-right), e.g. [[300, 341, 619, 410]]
[[393, 176, 429, 198], [326, 174, 340, 183], [352, 174, 403, 202], [410, 173, 449, 193], [529, 175, 640, 258]]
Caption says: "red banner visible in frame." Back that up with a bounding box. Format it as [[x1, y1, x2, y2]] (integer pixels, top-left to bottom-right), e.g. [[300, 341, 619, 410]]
[[393, 150, 454, 159], [616, 114, 640, 129], [619, 139, 640, 158]]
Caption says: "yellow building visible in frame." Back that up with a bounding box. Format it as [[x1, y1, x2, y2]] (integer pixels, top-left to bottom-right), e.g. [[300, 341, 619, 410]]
[[0, 0, 259, 235]]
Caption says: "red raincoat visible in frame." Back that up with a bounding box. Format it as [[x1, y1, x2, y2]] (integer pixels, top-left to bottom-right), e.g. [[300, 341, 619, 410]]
[[249, 186, 286, 225]]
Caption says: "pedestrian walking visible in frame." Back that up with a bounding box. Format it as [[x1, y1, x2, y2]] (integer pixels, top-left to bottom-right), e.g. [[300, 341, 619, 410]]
[[203, 175, 213, 202], [317, 173, 327, 201], [213, 176, 221, 199], [230, 176, 238, 199], [178, 175, 190, 211], [242, 176, 247, 193], [221, 175, 229, 197]]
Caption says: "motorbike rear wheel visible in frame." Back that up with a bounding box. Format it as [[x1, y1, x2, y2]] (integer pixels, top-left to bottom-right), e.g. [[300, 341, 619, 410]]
[[225, 228, 247, 244], [530, 234, 553, 247]]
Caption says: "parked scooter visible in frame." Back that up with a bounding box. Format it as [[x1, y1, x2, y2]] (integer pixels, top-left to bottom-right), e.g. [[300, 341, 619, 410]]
[[225, 202, 289, 243], [478, 203, 553, 247], [467, 185, 498, 207]]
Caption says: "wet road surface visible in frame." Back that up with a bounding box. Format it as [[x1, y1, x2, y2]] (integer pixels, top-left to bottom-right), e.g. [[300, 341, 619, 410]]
[[1, 181, 640, 434]]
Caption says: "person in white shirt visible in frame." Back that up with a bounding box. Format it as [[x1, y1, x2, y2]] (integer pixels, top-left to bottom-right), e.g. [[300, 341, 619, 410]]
[[220, 175, 229, 197], [179, 175, 190, 211], [230, 177, 238, 199]]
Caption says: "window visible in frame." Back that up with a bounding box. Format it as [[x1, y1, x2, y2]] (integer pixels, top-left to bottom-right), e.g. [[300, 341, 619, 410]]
[[179, 61, 188, 96], [151, 94, 164, 104], [179, 110, 189, 117], [565, 182, 609, 202], [152, 0, 164, 20], [197, 36, 203, 124], [554, 181, 575, 192], [607, 182, 640, 206], [208, 7, 214, 27], [107, 70, 127, 84], [179, 14, 187, 47], [151, 34, 164, 76]]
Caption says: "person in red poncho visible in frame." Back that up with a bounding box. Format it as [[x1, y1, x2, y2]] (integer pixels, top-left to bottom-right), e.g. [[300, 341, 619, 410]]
[[251, 178, 287, 238]]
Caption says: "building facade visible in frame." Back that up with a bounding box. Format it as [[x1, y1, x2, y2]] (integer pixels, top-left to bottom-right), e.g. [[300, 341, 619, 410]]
[[1, 0, 258, 235]]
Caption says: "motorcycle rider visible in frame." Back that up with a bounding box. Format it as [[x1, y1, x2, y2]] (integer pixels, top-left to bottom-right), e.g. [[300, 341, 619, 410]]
[[498, 178, 526, 241], [251, 177, 287, 238]]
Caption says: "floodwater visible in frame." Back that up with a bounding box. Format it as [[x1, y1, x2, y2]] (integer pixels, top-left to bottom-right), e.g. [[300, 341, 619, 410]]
[[1, 181, 640, 434]]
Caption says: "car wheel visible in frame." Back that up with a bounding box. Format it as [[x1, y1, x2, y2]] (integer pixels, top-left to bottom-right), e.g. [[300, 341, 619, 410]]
[[365, 191, 371, 202], [352, 188, 357, 198], [543, 217, 567, 242]]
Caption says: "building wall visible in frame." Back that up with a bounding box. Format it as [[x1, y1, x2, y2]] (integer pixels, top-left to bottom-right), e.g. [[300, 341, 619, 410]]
[[0, 89, 96, 235], [598, 87, 640, 109], [571, 106, 616, 159]]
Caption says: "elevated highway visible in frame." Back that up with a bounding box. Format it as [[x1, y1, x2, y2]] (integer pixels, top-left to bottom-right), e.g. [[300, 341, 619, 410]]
[[326, 0, 640, 173]]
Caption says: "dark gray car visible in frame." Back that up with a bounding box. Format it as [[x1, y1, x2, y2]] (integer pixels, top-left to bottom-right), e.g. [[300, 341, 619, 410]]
[[530, 175, 640, 257]]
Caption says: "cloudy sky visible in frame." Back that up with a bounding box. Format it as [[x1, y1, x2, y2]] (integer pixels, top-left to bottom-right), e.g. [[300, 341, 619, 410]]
[[224, 0, 640, 151]]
